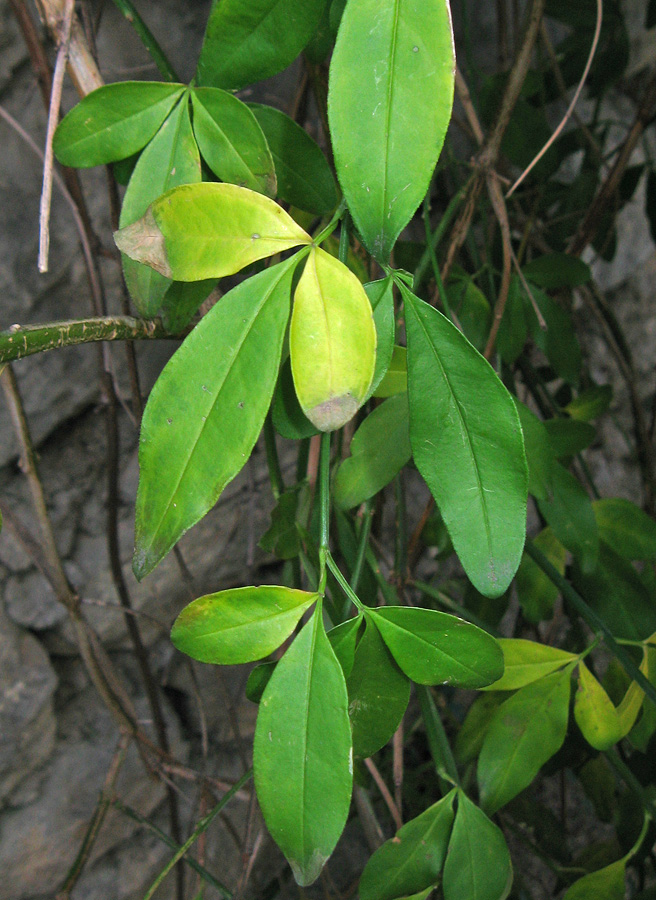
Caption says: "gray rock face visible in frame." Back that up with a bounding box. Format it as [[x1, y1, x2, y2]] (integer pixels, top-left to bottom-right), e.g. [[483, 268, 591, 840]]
[[0, 606, 57, 803]]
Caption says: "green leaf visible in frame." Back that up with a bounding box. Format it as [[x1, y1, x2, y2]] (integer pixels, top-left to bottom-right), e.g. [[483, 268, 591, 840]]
[[54, 81, 186, 167], [402, 286, 528, 598], [572, 541, 656, 641], [527, 287, 581, 387], [119, 96, 202, 316], [564, 385, 613, 421], [197, 0, 326, 91], [574, 662, 622, 751], [367, 606, 503, 688], [191, 88, 276, 196], [374, 345, 407, 398], [544, 418, 596, 458], [449, 274, 492, 352], [593, 498, 656, 561], [454, 694, 506, 766], [327, 614, 364, 679], [359, 790, 456, 900], [246, 660, 277, 703], [253, 605, 352, 886], [522, 254, 591, 289], [171, 585, 318, 664], [159, 279, 217, 333], [334, 393, 411, 509], [537, 463, 599, 573], [442, 791, 512, 900], [483, 639, 576, 692], [328, 0, 455, 262], [271, 358, 320, 439], [133, 257, 298, 579], [115, 182, 311, 281], [496, 276, 527, 365], [513, 400, 555, 501], [365, 278, 396, 399], [249, 104, 339, 214], [347, 620, 410, 758], [477, 666, 573, 814], [563, 859, 625, 900], [290, 247, 376, 431], [259, 487, 306, 559], [515, 528, 567, 623]]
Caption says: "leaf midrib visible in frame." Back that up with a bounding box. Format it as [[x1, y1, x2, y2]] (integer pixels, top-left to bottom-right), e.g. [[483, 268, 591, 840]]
[[407, 294, 495, 577]]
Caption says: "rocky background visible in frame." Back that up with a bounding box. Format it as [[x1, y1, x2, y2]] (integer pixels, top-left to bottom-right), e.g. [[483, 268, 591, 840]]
[[0, 1, 655, 898]]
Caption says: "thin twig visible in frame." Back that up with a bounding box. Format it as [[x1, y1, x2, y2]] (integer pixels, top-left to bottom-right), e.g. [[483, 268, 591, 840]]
[[506, 0, 603, 197], [392, 722, 404, 822], [363, 757, 403, 832], [38, 0, 75, 272]]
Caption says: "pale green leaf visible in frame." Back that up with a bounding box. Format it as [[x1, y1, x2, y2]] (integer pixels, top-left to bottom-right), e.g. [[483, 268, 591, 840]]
[[133, 257, 298, 579], [593, 498, 656, 561], [115, 182, 311, 281], [290, 247, 376, 431], [328, 0, 455, 261], [483, 639, 576, 692], [563, 859, 625, 900], [374, 345, 407, 398], [365, 278, 396, 398], [253, 605, 352, 886], [403, 286, 528, 598], [574, 662, 622, 751]]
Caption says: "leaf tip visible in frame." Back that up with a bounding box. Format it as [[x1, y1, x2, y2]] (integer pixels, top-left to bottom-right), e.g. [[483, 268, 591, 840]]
[[305, 393, 360, 432], [115, 207, 173, 278], [289, 849, 330, 887]]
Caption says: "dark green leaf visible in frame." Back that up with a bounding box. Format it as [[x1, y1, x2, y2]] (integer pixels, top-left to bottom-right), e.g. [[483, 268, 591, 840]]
[[359, 790, 456, 900], [496, 276, 527, 365], [365, 278, 396, 398], [449, 275, 492, 351], [454, 694, 506, 766], [197, 0, 326, 91], [253, 605, 352, 886], [54, 81, 186, 167], [328, 0, 455, 262], [593, 498, 656, 561], [159, 279, 217, 333], [249, 104, 339, 214], [246, 660, 277, 703], [171, 585, 318, 664], [120, 96, 201, 316], [477, 666, 573, 814], [513, 400, 555, 501], [347, 620, 410, 758], [544, 418, 596, 458], [133, 257, 298, 579], [327, 614, 364, 678], [522, 254, 591, 289], [537, 463, 599, 573], [648, 0, 656, 28], [334, 394, 411, 509], [368, 606, 503, 688], [191, 88, 276, 196], [527, 287, 582, 387], [443, 791, 512, 900], [272, 358, 320, 439], [259, 487, 308, 559], [572, 541, 656, 641], [515, 527, 566, 623], [403, 287, 528, 598]]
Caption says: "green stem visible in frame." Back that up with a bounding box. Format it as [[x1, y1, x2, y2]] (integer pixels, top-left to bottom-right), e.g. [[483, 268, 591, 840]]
[[313, 198, 348, 247], [110, 0, 179, 82], [142, 769, 252, 900], [604, 750, 656, 823], [263, 411, 285, 500], [421, 196, 455, 322], [525, 542, 656, 711], [113, 801, 232, 897], [351, 502, 374, 595], [365, 545, 400, 605], [0, 316, 180, 364], [416, 685, 460, 787], [327, 551, 364, 612], [318, 432, 332, 593], [413, 185, 468, 291]]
